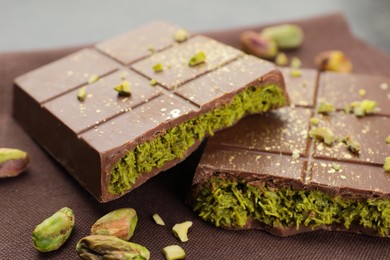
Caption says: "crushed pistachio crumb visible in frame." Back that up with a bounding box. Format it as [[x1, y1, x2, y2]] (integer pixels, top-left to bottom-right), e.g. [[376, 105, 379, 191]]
[[174, 29, 190, 43], [88, 74, 99, 84], [291, 150, 300, 159], [384, 157, 390, 172], [152, 213, 165, 226], [309, 127, 334, 145], [275, 52, 288, 66], [153, 63, 164, 73], [310, 117, 320, 126], [77, 87, 86, 101], [332, 162, 341, 171], [189, 51, 206, 67], [317, 101, 335, 114], [290, 69, 302, 77], [114, 80, 131, 96], [347, 100, 377, 117], [358, 89, 366, 97], [341, 136, 361, 154], [150, 79, 157, 86], [290, 57, 301, 69], [386, 135, 390, 145], [147, 45, 155, 53]]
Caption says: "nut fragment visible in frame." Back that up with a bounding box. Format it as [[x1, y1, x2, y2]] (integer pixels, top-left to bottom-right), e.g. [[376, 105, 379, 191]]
[[309, 127, 335, 145], [77, 87, 87, 102], [91, 208, 138, 241], [173, 29, 190, 43], [76, 235, 150, 260], [163, 245, 186, 260], [240, 31, 278, 59], [114, 80, 131, 96], [384, 157, 390, 172], [32, 207, 75, 252], [317, 101, 335, 114], [314, 50, 352, 73], [189, 51, 206, 67], [346, 100, 377, 117], [275, 52, 288, 66], [342, 136, 361, 154], [172, 221, 192, 242], [0, 148, 29, 178], [152, 213, 165, 226], [260, 24, 304, 49]]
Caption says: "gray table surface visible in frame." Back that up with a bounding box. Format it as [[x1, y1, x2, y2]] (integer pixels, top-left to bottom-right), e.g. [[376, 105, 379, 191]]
[[1, 0, 389, 53]]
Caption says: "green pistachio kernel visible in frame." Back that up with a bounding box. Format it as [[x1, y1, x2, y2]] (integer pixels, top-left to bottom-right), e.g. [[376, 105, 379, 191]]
[[174, 29, 189, 43], [291, 150, 300, 160], [290, 57, 302, 69], [260, 24, 304, 49], [189, 51, 206, 67], [172, 221, 192, 242], [153, 63, 164, 73], [150, 79, 157, 86], [88, 74, 99, 84], [349, 100, 377, 117], [289, 69, 302, 77], [275, 52, 289, 66], [332, 162, 341, 171], [386, 135, 390, 145], [77, 87, 86, 101], [309, 127, 334, 145], [384, 157, 390, 172], [317, 101, 335, 114], [114, 80, 131, 96], [341, 136, 361, 154], [32, 207, 75, 252], [152, 213, 165, 226], [163, 245, 186, 260], [310, 117, 320, 126]]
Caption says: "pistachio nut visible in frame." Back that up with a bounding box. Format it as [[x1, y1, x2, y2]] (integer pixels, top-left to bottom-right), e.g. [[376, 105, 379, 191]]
[[152, 213, 165, 226], [342, 136, 361, 154], [76, 235, 150, 260], [314, 50, 352, 73], [260, 24, 304, 49], [32, 207, 75, 252], [0, 148, 29, 178], [274, 52, 288, 66], [91, 208, 137, 241], [163, 245, 186, 260], [240, 31, 278, 59], [384, 157, 390, 172], [309, 127, 335, 146], [172, 221, 192, 242]]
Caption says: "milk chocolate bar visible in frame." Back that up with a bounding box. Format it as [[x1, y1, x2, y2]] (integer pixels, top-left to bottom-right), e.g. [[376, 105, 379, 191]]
[[191, 69, 390, 237], [13, 21, 288, 202]]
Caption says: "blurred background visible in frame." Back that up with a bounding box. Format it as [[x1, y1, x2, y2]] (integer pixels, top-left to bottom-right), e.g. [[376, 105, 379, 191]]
[[1, 0, 389, 53]]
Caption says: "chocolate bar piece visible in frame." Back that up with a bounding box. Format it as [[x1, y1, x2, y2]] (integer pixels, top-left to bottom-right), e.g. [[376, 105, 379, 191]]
[[13, 21, 288, 202], [191, 69, 390, 237]]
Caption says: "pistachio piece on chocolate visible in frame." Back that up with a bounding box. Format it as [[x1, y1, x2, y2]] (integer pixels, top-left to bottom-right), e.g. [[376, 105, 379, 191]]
[[189, 51, 206, 67], [275, 52, 288, 66], [153, 63, 164, 73], [88, 74, 99, 84], [240, 31, 278, 59], [163, 245, 186, 260], [358, 89, 366, 97], [341, 136, 361, 154], [173, 29, 190, 43], [309, 127, 334, 145], [76, 235, 150, 260], [152, 213, 165, 226], [332, 162, 341, 171], [0, 148, 29, 178], [317, 100, 335, 114], [289, 69, 302, 78], [32, 207, 75, 252], [150, 79, 157, 86], [385, 157, 390, 172], [172, 221, 192, 242], [91, 208, 138, 241], [260, 24, 304, 49], [386, 135, 390, 145], [77, 87, 87, 101], [290, 57, 301, 69], [310, 117, 320, 126], [114, 80, 131, 97], [348, 100, 377, 117], [314, 50, 352, 73]]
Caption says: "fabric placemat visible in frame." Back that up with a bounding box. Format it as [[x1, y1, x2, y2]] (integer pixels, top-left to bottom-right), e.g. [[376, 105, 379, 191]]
[[1, 13, 390, 259]]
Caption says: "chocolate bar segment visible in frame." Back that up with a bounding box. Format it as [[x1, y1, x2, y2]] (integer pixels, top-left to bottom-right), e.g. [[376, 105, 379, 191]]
[[13, 22, 288, 202], [191, 69, 390, 237]]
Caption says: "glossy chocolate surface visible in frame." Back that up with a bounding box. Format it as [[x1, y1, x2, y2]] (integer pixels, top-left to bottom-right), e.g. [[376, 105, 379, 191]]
[[13, 21, 286, 202]]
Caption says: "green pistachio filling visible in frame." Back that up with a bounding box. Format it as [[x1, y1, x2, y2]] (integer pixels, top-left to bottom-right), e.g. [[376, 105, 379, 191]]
[[194, 178, 390, 236], [109, 85, 286, 195]]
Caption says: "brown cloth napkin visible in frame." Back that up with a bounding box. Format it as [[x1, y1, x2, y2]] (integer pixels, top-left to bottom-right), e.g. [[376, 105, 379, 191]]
[[1, 13, 390, 259]]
